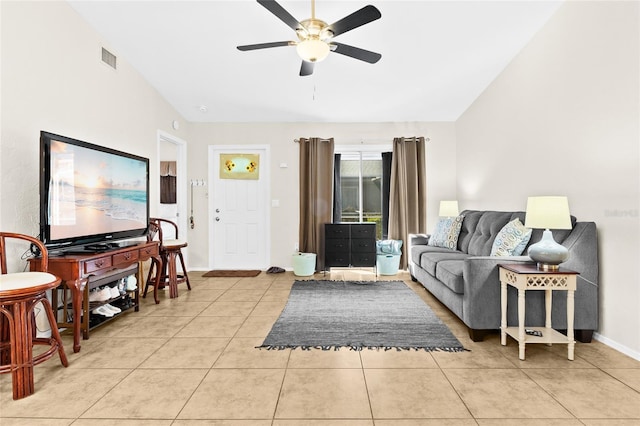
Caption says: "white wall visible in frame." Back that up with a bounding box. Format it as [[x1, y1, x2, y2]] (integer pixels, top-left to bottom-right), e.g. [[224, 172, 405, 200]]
[[0, 1, 184, 269], [456, 1, 640, 357], [186, 121, 457, 270]]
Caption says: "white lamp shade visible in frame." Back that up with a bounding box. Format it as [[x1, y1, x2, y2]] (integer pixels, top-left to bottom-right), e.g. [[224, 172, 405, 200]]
[[296, 39, 330, 62], [439, 200, 459, 217], [524, 196, 572, 230]]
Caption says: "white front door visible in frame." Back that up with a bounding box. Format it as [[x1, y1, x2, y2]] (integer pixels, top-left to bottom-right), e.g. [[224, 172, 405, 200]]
[[208, 146, 270, 270]]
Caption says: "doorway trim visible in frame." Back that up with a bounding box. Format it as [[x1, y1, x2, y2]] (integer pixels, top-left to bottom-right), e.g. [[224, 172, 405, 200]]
[[157, 130, 188, 264], [208, 144, 271, 270]]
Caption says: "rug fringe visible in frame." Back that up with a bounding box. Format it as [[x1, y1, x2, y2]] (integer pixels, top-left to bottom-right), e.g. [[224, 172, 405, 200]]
[[294, 279, 404, 285], [256, 345, 469, 352]]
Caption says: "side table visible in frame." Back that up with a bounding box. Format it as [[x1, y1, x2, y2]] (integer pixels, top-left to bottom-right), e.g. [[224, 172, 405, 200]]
[[499, 263, 579, 360]]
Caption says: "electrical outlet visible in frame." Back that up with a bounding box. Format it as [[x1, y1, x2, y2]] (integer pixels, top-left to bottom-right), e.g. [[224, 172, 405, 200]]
[[294, 242, 299, 252]]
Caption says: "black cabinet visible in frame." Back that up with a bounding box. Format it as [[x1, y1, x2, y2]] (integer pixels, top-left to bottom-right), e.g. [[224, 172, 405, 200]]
[[324, 223, 376, 271]]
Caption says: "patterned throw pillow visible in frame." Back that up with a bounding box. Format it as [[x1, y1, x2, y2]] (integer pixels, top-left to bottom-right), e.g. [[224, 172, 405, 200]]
[[490, 218, 532, 257], [428, 215, 464, 250]]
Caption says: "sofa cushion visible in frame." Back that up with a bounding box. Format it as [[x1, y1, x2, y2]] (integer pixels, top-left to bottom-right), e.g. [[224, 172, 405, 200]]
[[457, 210, 483, 253], [420, 251, 470, 276], [410, 244, 452, 268], [491, 218, 532, 256], [428, 215, 464, 249], [466, 211, 514, 256], [435, 260, 465, 294]]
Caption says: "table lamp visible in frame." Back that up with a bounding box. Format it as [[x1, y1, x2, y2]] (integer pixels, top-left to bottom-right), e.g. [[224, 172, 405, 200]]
[[439, 201, 459, 217], [524, 196, 572, 270]]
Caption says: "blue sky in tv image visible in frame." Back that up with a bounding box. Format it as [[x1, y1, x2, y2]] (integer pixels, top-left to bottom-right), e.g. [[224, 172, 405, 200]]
[[51, 140, 146, 190]]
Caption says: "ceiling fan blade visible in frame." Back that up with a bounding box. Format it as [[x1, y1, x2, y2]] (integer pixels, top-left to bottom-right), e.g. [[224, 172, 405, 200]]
[[257, 0, 303, 32], [332, 42, 381, 64], [300, 61, 315, 76], [328, 5, 381, 37], [237, 41, 293, 51]]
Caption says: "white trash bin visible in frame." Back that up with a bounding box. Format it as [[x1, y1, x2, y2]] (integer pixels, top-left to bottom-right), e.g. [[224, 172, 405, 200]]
[[292, 253, 317, 276]]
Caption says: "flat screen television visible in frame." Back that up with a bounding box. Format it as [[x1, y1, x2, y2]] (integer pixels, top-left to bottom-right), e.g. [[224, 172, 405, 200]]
[[39, 131, 150, 253]]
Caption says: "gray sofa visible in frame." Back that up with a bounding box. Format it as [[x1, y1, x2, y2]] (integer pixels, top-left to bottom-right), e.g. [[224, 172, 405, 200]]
[[409, 210, 598, 342]]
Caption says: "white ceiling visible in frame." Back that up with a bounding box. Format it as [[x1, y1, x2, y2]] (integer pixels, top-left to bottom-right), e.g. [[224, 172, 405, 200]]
[[68, 0, 562, 123]]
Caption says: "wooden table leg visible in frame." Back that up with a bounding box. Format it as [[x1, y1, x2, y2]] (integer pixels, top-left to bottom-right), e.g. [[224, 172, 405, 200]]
[[151, 255, 161, 304], [545, 289, 553, 347], [567, 290, 575, 360], [500, 281, 507, 346], [518, 288, 526, 360], [66, 278, 87, 353], [167, 251, 179, 299], [10, 300, 35, 399]]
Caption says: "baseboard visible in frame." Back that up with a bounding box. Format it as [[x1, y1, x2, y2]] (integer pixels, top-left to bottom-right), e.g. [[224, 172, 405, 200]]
[[594, 332, 640, 361]]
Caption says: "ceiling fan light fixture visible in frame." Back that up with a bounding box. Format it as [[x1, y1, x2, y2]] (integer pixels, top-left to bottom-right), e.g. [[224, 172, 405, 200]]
[[238, 0, 382, 75], [296, 38, 330, 63]]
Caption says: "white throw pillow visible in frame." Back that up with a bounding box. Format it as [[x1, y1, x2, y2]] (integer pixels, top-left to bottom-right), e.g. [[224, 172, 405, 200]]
[[428, 215, 464, 250], [490, 218, 532, 257]]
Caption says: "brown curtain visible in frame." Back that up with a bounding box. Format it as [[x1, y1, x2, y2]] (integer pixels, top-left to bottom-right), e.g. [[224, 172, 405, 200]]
[[160, 161, 177, 204], [388, 137, 427, 269], [299, 137, 335, 271]]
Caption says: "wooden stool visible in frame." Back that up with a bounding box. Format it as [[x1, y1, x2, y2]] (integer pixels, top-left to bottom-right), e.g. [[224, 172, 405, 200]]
[[143, 218, 191, 301], [0, 233, 69, 400]]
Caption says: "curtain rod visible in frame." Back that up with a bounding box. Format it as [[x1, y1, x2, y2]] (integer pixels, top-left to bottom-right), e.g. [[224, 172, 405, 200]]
[[294, 137, 430, 143], [293, 138, 332, 143]]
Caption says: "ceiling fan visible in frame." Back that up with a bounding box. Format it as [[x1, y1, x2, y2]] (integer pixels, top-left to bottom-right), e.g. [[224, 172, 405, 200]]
[[237, 0, 382, 76]]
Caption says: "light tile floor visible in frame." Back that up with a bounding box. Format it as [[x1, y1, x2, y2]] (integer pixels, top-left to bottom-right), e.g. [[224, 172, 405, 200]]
[[1, 269, 639, 425]]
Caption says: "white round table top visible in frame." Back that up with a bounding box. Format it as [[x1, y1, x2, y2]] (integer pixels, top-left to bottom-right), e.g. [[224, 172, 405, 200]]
[[0, 272, 59, 291]]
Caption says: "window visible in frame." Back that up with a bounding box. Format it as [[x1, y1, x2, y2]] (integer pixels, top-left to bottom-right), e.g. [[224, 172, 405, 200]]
[[334, 145, 391, 240]]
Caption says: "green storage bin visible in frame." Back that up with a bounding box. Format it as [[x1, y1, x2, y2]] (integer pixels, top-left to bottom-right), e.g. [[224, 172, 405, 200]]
[[292, 253, 317, 276]]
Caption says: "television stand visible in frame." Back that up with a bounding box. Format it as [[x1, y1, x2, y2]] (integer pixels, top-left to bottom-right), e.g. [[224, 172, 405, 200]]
[[29, 241, 161, 353]]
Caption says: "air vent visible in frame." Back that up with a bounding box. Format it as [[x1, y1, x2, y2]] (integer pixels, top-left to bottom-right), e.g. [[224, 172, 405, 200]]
[[101, 47, 117, 69]]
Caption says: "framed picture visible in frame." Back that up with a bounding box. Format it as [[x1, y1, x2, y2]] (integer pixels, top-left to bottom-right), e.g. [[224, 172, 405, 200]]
[[219, 153, 260, 180]]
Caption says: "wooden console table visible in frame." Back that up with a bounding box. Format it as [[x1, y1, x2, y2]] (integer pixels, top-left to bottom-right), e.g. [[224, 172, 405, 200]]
[[29, 241, 161, 353]]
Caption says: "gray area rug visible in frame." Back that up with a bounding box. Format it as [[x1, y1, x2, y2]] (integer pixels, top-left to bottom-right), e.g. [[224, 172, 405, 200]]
[[259, 280, 466, 352]]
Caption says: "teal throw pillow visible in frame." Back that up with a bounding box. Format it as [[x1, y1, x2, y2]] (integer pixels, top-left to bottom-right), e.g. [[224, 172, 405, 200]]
[[428, 215, 464, 250], [490, 218, 532, 257]]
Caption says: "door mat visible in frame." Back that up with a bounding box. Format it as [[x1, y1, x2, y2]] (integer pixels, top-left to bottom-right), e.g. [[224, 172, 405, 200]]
[[259, 280, 467, 352], [202, 270, 262, 278]]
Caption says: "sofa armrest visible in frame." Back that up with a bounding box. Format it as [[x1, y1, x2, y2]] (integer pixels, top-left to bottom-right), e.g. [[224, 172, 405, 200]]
[[461, 253, 598, 331], [409, 233, 430, 246], [461, 256, 530, 328], [560, 222, 599, 286]]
